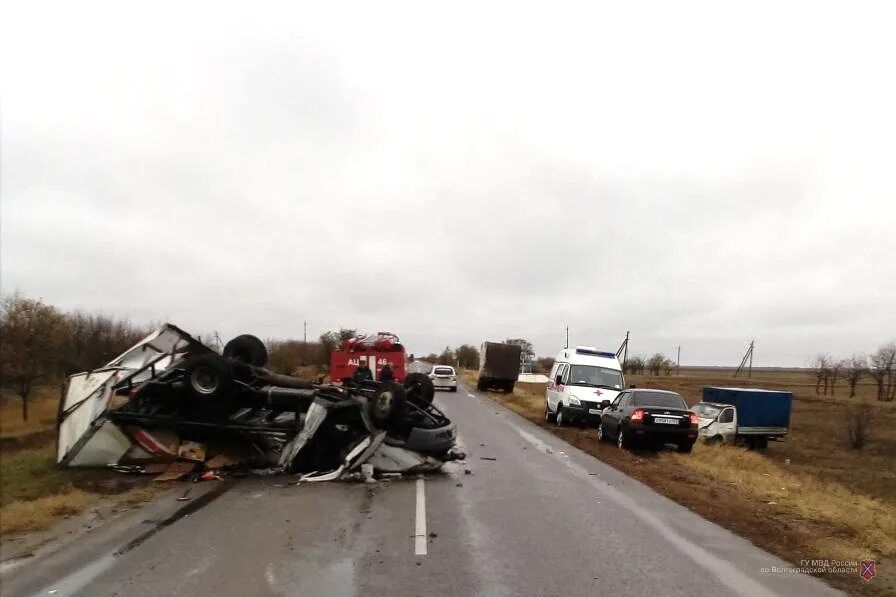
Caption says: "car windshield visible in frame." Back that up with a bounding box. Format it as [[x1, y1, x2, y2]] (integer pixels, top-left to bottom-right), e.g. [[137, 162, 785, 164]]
[[566, 365, 622, 389], [633, 392, 687, 409], [433, 367, 454, 375], [692, 403, 721, 418]]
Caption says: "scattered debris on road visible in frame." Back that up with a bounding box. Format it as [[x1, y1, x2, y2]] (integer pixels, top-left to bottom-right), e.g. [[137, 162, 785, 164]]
[[56, 325, 461, 482]]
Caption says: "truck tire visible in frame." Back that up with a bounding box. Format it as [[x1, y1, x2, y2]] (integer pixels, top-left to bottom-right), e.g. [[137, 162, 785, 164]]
[[404, 373, 435, 407], [545, 401, 556, 423], [184, 354, 237, 413], [369, 382, 407, 426], [223, 334, 268, 367], [476, 378, 488, 392], [677, 442, 693, 453], [505, 382, 515, 393]]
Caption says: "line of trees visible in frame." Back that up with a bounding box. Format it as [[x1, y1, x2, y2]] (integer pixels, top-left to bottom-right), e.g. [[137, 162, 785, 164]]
[[1, 294, 150, 420], [812, 343, 896, 400], [623, 354, 675, 376]]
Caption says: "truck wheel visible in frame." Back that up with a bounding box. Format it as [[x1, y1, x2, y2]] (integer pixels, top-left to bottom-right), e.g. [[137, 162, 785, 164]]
[[223, 334, 268, 367], [556, 405, 566, 427], [677, 442, 693, 453], [369, 382, 407, 426], [476, 378, 488, 392], [545, 401, 556, 423], [505, 382, 515, 393], [404, 373, 435, 407], [184, 354, 237, 414], [708, 435, 724, 446], [755, 437, 768, 450]]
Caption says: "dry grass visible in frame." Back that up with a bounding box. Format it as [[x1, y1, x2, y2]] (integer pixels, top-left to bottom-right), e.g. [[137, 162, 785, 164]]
[[0, 389, 157, 538], [0, 388, 60, 440], [0, 489, 90, 535], [666, 446, 896, 561], [464, 370, 896, 595]]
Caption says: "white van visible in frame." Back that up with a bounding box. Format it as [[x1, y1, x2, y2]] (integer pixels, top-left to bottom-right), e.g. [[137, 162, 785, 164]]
[[545, 346, 625, 427]]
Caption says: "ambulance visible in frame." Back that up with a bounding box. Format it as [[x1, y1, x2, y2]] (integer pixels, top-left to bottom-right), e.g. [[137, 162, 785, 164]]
[[545, 346, 625, 427]]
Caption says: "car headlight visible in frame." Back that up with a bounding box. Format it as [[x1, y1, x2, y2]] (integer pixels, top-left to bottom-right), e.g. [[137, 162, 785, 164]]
[[568, 396, 581, 406]]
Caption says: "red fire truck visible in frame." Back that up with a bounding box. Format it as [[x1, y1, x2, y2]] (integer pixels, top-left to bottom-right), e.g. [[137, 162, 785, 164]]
[[329, 332, 407, 382]]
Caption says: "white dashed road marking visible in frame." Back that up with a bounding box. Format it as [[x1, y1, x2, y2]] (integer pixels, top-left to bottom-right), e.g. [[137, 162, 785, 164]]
[[414, 478, 427, 555]]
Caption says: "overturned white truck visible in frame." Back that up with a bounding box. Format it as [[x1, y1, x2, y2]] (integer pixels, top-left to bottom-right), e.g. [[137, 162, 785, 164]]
[[57, 325, 460, 479]]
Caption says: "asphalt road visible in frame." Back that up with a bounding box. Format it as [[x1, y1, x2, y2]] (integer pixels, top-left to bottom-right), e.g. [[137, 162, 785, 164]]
[[3, 381, 842, 597]]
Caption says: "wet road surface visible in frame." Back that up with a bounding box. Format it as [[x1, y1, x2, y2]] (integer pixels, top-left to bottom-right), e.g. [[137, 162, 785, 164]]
[[3, 381, 842, 596]]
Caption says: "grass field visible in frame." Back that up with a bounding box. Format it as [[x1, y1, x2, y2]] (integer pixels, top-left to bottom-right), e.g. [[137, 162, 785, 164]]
[[0, 389, 155, 536], [462, 369, 896, 596]]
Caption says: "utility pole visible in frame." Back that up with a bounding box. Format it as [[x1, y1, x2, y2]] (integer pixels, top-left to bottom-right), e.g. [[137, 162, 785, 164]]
[[748, 341, 753, 378], [676, 345, 681, 374], [734, 340, 755, 378], [303, 320, 308, 344], [565, 326, 569, 349], [623, 331, 630, 367]]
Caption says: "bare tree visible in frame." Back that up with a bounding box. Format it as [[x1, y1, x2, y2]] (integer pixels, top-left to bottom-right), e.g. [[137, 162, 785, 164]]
[[662, 358, 674, 376], [844, 354, 867, 398], [625, 356, 646, 375], [869, 343, 896, 401], [0, 296, 70, 420], [454, 344, 480, 369], [647, 353, 666, 376], [437, 346, 455, 365], [812, 354, 832, 395], [829, 359, 843, 396]]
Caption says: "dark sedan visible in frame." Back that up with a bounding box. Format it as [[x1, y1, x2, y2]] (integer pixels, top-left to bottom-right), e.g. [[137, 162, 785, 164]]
[[597, 388, 697, 452]]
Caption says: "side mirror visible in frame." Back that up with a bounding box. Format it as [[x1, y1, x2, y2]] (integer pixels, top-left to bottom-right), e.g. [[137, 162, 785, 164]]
[[555, 375, 563, 385], [600, 399, 611, 409]]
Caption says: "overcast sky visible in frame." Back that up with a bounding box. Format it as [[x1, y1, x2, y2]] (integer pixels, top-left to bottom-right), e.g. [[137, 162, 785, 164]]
[[1, 1, 894, 366]]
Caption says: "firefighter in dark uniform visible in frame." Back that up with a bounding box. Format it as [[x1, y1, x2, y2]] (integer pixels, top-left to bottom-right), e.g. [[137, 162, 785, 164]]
[[380, 362, 395, 382], [353, 358, 373, 382]]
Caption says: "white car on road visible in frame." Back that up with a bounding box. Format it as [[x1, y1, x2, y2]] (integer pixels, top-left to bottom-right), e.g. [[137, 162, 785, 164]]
[[429, 366, 458, 392]]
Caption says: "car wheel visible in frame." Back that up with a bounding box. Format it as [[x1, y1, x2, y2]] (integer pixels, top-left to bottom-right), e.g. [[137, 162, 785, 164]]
[[677, 442, 694, 453], [369, 382, 407, 426], [617, 426, 627, 449], [223, 334, 268, 367], [556, 406, 565, 427], [403, 373, 435, 407], [597, 423, 605, 442], [708, 435, 724, 446], [545, 401, 556, 423]]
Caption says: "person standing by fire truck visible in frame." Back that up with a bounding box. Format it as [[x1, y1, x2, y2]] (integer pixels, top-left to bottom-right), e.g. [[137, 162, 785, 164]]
[[380, 362, 395, 382], [353, 357, 373, 382]]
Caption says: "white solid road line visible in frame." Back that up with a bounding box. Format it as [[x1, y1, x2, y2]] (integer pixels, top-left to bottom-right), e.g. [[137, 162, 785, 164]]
[[414, 478, 427, 556]]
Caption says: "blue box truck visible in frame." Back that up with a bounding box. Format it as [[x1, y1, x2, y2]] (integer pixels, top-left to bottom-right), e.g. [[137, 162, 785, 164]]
[[691, 387, 792, 449]]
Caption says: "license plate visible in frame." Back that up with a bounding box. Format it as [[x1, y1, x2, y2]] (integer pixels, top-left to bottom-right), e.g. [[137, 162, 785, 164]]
[[588, 408, 601, 415], [654, 417, 678, 425]]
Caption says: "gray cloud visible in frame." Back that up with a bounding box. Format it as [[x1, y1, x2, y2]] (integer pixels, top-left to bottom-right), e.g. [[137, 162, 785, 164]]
[[1, 2, 894, 366]]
